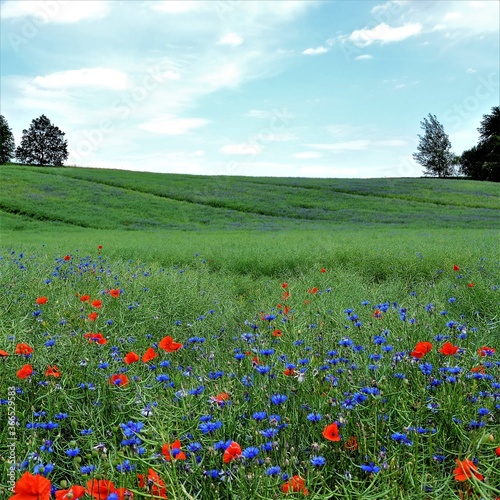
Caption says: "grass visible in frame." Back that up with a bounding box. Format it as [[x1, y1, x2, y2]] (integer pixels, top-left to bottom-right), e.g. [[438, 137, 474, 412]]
[[0, 164, 499, 499]]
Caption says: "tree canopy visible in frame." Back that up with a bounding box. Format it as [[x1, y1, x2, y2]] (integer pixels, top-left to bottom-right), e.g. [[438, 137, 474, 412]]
[[413, 114, 454, 178], [0, 114, 16, 164], [16, 114, 68, 166]]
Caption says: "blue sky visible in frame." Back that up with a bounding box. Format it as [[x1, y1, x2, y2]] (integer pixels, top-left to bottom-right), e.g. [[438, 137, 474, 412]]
[[1, 0, 498, 178]]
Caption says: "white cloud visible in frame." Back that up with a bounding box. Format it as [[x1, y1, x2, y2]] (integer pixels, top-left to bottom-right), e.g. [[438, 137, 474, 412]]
[[355, 54, 373, 60], [217, 33, 244, 46], [293, 151, 323, 159], [33, 68, 129, 90], [0, 0, 111, 23], [302, 46, 329, 55], [139, 116, 210, 135], [220, 143, 262, 155], [348, 22, 422, 47]]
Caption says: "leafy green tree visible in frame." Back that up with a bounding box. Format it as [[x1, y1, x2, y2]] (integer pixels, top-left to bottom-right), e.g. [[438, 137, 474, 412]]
[[16, 115, 68, 166], [413, 114, 454, 177], [459, 107, 500, 182], [0, 114, 16, 164]]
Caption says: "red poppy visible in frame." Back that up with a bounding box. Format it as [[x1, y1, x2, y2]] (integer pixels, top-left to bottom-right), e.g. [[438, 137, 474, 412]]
[[162, 440, 186, 461], [109, 374, 129, 387], [373, 309, 382, 318], [453, 264, 460, 271], [10, 471, 51, 500], [91, 299, 102, 309], [467, 283, 474, 288], [284, 368, 296, 376], [36, 296, 48, 305], [283, 305, 291, 315], [109, 289, 121, 298], [322, 422, 341, 442], [439, 342, 459, 356], [211, 392, 230, 405], [138, 468, 167, 499], [86, 479, 116, 500], [17, 364, 34, 379], [478, 346, 495, 357], [142, 347, 158, 363], [320, 268, 326, 273], [411, 341, 433, 359], [84, 332, 107, 345], [80, 294, 91, 303], [282, 475, 309, 495], [471, 365, 485, 374], [307, 287, 318, 294], [45, 365, 61, 378], [452, 458, 483, 482], [15, 343, 34, 356], [223, 441, 242, 463], [344, 435, 358, 451], [88, 312, 98, 322], [281, 290, 290, 300], [281, 282, 288, 288], [98, 245, 103, 249], [63, 255, 71, 261], [124, 352, 140, 364], [113, 489, 134, 500], [496, 447, 500, 457], [272, 329, 282, 337], [0, 349, 9, 357], [158, 336, 183, 352], [55, 485, 86, 500]]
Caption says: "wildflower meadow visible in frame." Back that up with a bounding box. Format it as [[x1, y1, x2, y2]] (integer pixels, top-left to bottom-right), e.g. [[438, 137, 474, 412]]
[[1, 239, 499, 499]]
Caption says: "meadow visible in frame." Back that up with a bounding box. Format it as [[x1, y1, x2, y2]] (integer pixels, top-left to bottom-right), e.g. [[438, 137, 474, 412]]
[[0, 164, 499, 499]]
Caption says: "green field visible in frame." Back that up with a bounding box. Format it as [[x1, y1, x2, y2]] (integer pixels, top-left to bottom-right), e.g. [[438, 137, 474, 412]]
[[1, 164, 499, 499]]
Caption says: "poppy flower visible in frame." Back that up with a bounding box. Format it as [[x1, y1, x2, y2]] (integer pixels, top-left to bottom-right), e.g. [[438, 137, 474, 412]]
[[322, 422, 341, 442], [283, 305, 291, 315], [55, 485, 86, 500], [282, 290, 290, 300], [86, 479, 116, 500], [80, 295, 91, 303], [471, 365, 485, 374], [281, 282, 288, 288], [142, 347, 158, 363], [162, 440, 186, 461], [284, 368, 296, 376], [15, 343, 34, 356], [17, 364, 34, 379], [223, 441, 242, 463], [45, 365, 61, 378], [158, 336, 183, 352], [84, 333, 107, 345], [478, 346, 495, 357], [307, 287, 318, 294], [320, 268, 326, 273], [138, 468, 167, 499], [411, 341, 433, 359], [10, 471, 51, 500], [439, 342, 459, 356], [272, 329, 282, 337], [109, 289, 121, 298], [88, 312, 98, 322], [124, 351, 140, 364], [282, 475, 309, 495], [109, 374, 129, 387], [91, 299, 102, 309], [63, 255, 71, 261], [467, 283, 474, 288], [344, 435, 358, 451], [495, 447, 500, 457], [36, 296, 48, 305], [452, 458, 484, 482], [0, 349, 9, 357], [453, 264, 460, 271], [210, 392, 230, 406]]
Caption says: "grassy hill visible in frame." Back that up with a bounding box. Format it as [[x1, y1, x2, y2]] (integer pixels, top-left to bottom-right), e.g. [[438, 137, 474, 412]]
[[1, 164, 499, 232]]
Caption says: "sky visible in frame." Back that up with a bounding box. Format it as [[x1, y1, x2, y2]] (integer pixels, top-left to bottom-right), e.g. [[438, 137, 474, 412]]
[[0, 0, 498, 178]]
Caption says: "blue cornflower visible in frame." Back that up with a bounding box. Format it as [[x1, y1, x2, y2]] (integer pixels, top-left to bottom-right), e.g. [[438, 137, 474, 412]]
[[199, 421, 222, 434], [242, 447, 260, 459], [307, 413, 322, 422], [116, 459, 135, 472], [270, 394, 287, 405], [391, 433, 413, 446], [81, 465, 96, 475], [65, 448, 80, 457], [252, 411, 267, 421], [266, 465, 281, 476], [361, 462, 380, 474], [260, 428, 279, 438], [419, 363, 433, 376], [310, 456, 326, 467]]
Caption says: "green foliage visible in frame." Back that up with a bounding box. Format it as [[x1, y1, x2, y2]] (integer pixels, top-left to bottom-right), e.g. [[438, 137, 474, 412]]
[[0, 114, 15, 164], [460, 107, 500, 182], [15, 115, 68, 166], [413, 114, 455, 178], [1, 165, 499, 232]]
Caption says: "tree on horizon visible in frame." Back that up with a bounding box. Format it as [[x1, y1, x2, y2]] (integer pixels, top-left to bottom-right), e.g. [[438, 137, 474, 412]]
[[16, 115, 68, 166], [0, 114, 16, 164]]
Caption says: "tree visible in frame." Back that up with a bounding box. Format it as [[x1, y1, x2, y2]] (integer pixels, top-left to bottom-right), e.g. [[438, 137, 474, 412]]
[[459, 107, 500, 182], [16, 115, 68, 166], [0, 114, 16, 164], [413, 114, 454, 178]]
